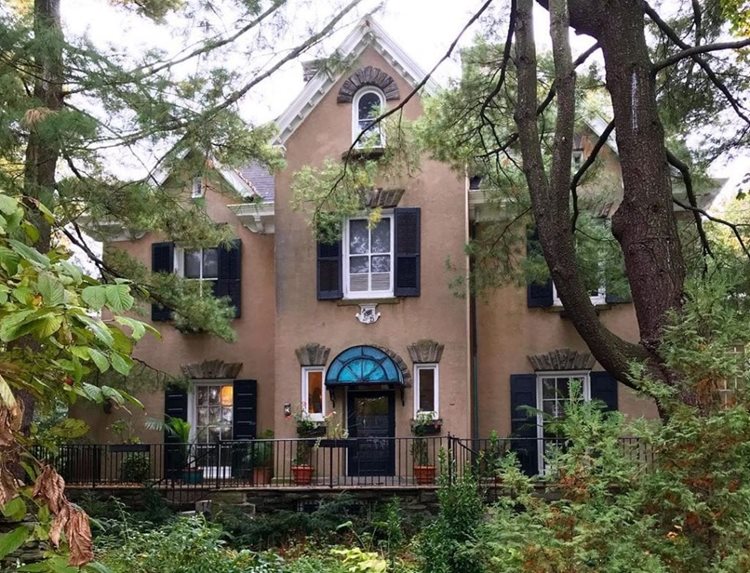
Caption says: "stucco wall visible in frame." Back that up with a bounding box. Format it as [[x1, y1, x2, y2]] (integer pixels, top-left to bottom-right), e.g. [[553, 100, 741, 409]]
[[273, 47, 471, 440], [75, 180, 277, 443]]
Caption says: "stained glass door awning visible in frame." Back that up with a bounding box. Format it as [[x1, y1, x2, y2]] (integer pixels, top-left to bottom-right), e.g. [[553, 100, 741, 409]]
[[325, 346, 404, 387]]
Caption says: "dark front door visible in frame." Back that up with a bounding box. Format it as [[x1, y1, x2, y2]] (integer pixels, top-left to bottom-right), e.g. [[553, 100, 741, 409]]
[[347, 391, 395, 476]]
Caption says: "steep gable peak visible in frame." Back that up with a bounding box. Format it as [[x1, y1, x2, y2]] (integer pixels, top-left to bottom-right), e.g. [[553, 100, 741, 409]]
[[275, 16, 439, 144]]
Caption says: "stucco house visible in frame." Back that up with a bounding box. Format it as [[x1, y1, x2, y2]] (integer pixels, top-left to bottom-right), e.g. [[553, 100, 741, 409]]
[[75, 18, 677, 486]]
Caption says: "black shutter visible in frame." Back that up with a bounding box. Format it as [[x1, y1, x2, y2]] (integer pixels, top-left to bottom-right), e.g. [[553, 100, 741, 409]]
[[317, 240, 342, 300], [215, 239, 242, 318], [151, 242, 174, 321], [233, 379, 257, 440], [590, 371, 618, 412], [164, 386, 187, 478], [526, 227, 553, 308], [509, 374, 539, 476], [394, 208, 420, 297]]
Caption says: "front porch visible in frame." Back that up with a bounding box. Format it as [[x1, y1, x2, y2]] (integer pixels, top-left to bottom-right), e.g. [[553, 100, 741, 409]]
[[41, 436, 652, 493]]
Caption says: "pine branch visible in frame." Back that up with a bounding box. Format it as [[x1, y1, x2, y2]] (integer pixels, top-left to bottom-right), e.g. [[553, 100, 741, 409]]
[[653, 38, 750, 72]]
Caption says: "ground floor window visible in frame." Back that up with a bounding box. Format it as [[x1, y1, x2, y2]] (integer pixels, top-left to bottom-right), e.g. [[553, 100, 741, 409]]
[[301, 367, 325, 421], [414, 364, 439, 418], [536, 372, 590, 473], [194, 382, 234, 444]]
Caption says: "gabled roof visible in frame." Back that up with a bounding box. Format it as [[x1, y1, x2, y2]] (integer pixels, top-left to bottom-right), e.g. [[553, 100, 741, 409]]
[[275, 16, 439, 144]]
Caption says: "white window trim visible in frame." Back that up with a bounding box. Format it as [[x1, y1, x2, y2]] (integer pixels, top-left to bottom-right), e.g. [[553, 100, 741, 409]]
[[414, 364, 439, 419], [342, 213, 394, 299], [191, 177, 204, 199], [535, 371, 591, 474], [352, 87, 386, 148], [552, 281, 606, 307], [301, 366, 326, 422]]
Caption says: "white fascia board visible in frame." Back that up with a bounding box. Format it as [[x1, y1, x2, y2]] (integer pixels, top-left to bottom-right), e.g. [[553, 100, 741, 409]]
[[275, 17, 440, 145]]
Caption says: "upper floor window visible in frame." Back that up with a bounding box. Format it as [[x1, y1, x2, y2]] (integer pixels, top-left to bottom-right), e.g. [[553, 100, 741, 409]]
[[353, 88, 385, 148], [343, 215, 393, 298], [552, 279, 606, 307], [191, 177, 205, 199], [179, 247, 219, 296]]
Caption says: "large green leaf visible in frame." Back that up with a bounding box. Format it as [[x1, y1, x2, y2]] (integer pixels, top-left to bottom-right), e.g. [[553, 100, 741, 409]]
[[75, 315, 114, 346], [0, 195, 18, 216], [109, 353, 133, 376], [0, 525, 29, 559], [114, 316, 147, 340], [38, 272, 65, 306], [8, 239, 49, 268], [87, 347, 109, 373], [81, 286, 107, 310], [1, 497, 26, 521], [104, 284, 134, 312], [0, 310, 36, 342]]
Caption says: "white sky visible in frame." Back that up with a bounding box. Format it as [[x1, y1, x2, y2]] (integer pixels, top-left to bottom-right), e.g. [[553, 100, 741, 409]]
[[58, 0, 744, 187]]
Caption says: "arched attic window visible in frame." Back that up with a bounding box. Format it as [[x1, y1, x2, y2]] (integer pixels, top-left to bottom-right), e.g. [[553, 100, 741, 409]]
[[353, 88, 385, 148]]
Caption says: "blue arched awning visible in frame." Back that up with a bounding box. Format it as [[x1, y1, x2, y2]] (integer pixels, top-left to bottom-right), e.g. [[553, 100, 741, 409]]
[[325, 346, 404, 387]]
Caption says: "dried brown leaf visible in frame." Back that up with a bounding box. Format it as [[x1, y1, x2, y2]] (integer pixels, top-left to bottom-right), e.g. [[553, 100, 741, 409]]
[[0, 405, 20, 447], [66, 506, 93, 567], [49, 502, 70, 548], [23, 107, 55, 127], [32, 465, 66, 514], [0, 464, 18, 506]]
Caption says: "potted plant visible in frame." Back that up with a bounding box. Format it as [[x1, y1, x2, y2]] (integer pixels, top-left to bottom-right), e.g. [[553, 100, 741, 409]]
[[245, 429, 274, 485], [109, 420, 151, 483], [411, 412, 438, 484], [291, 439, 315, 485], [294, 408, 325, 438], [147, 416, 203, 484], [318, 411, 351, 448]]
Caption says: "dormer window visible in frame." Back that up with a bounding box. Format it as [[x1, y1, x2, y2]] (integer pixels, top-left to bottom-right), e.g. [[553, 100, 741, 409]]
[[191, 177, 204, 199], [353, 88, 385, 148]]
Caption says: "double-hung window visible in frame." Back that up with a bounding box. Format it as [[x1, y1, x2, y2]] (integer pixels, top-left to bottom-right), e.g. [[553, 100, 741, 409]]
[[181, 247, 219, 296], [414, 365, 439, 418], [353, 88, 385, 148], [301, 367, 325, 421], [343, 215, 393, 298], [536, 372, 591, 473]]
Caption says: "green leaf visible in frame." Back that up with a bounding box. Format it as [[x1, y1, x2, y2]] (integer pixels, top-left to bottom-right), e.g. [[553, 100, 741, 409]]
[[104, 284, 134, 312], [1, 497, 26, 521], [109, 353, 133, 376], [0, 246, 20, 275], [0, 310, 36, 342], [29, 313, 63, 339], [75, 315, 114, 347], [100, 386, 125, 405], [79, 383, 103, 404], [0, 195, 18, 216], [81, 286, 107, 310], [22, 221, 40, 243], [59, 261, 82, 284], [0, 375, 16, 407], [87, 348, 109, 373], [114, 316, 146, 340], [38, 272, 65, 306], [0, 525, 29, 559], [8, 239, 49, 268]]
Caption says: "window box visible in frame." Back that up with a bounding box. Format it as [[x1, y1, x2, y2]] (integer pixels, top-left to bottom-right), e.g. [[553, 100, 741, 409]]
[[296, 422, 326, 438], [410, 417, 442, 436]]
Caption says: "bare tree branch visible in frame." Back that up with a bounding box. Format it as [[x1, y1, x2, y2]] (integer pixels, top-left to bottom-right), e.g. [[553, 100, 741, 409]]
[[570, 119, 614, 231], [644, 2, 750, 127], [653, 38, 750, 72], [665, 149, 713, 262], [672, 198, 750, 261]]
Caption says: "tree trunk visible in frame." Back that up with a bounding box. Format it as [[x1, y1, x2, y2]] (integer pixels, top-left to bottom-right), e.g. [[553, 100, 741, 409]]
[[24, 0, 64, 253], [18, 0, 65, 431], [595, 0, 686, 353]]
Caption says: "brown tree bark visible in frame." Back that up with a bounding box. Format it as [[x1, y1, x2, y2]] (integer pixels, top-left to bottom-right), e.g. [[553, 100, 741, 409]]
[[516, 0, 686, 393], [18, 0, 65, 431], [23, 0, 64, 253]]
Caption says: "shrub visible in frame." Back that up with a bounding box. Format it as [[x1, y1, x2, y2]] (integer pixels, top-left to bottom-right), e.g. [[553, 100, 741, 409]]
[[121, 453, 150, 483], [98, 515, 262, 573], [416, 466, 484, 573]]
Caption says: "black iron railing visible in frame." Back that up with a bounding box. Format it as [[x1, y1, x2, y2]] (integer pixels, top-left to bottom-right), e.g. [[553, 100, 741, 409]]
[[34, 436, 653, 491]]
